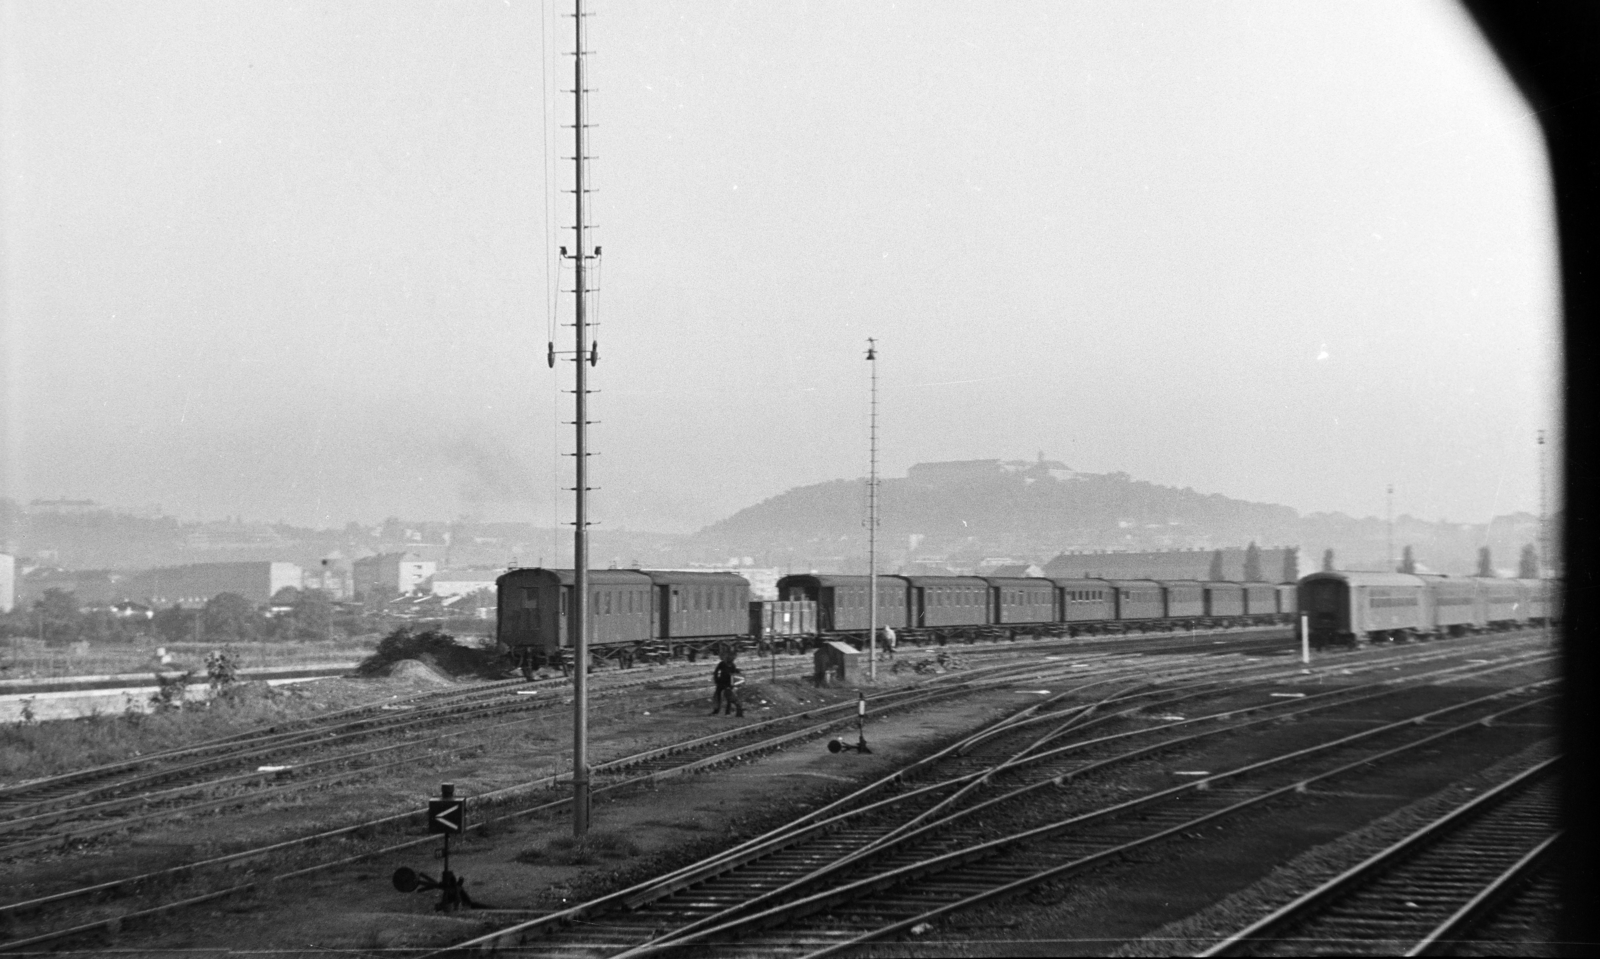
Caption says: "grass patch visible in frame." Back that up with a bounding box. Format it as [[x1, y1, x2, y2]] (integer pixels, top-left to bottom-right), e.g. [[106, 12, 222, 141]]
[[0, 683, 334, 781], [1, 636, 373, 681], [515, 830, 642, 865]]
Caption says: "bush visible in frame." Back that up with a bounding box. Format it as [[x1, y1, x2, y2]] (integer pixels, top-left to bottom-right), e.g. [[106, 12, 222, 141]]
[[355, 627, 507, 680]]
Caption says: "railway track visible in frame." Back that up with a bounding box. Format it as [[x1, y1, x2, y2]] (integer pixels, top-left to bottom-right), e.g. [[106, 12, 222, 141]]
[[424, 643, 1556, 957], [0, 631, 1550, 953], [0, 628, 1302, 859], [0, 651, 1184, 951], [1198, 759, 1561, 956]]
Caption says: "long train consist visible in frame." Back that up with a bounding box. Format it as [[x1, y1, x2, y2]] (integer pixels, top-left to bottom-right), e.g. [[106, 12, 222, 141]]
[[496, 567, 1299, 676], [1298, 571, 1558, 646]]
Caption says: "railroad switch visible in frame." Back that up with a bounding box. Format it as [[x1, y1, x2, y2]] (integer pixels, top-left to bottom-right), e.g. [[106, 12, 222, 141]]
[[392, 783, 489, 912], [828, 692, 872, 754]]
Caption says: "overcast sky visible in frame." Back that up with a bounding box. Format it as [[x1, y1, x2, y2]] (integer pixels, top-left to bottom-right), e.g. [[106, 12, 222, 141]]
[[0, 0, 1560, 533]]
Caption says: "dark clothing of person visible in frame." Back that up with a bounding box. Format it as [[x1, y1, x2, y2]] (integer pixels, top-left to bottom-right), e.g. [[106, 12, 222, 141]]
[[711, 660, 743, 716]]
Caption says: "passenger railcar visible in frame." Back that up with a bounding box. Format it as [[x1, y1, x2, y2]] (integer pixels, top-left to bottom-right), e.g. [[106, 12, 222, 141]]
[[988, 576, 1057, 629], [903, 575, 991, 631], [1203, 581, 1245, 619], [1110, 580, 1164, 621], [1055, 578, 1117, 629], [497, 567, 751, 676], [1157, 580, 1206, 622], [1275, 583, 1299, 617], [1241, 582, 1277, 618], [1300, 571, 1428, 645], [777, 574, 907, 633], [1297, 571, 1557, 647]]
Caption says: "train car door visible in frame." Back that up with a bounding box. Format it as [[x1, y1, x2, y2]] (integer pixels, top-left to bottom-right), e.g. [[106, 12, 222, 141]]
[[913, 587, 927, 628]]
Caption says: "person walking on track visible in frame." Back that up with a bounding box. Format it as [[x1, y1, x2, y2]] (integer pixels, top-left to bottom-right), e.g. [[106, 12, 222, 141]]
[[711, 651, 744, 717]]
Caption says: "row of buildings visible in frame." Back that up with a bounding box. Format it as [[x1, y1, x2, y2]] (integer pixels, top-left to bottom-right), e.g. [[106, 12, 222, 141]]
[[4, 552, 503, 611]]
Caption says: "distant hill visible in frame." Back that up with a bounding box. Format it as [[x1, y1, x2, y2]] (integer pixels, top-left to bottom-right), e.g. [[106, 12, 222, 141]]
[[687, 458, 1550, 578]]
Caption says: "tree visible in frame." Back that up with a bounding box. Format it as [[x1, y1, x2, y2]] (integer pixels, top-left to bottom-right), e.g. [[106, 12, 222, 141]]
[[1477, 547, 1494, 577], [1322, 549, 1335, 572], [33, 589, 82, 643], [153, 605, 199, 644], [1518, 544, 1540, 579], [293, 589, 334, 640], [270, 586, 302, 606], [1243, 542, 1263, 582], [1207, 550, 1226, 581], [1283, 547, 1300, 583], [201, 593, 260, 643], [1400, 546, 1416, 574]]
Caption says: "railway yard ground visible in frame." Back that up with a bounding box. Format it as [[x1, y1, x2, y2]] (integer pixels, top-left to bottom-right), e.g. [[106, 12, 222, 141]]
[[0, 626, 1563, 957]]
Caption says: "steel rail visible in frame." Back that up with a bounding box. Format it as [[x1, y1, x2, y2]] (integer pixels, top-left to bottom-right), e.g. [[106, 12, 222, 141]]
[[428, 654, 1555, 957], [594, 673, 1557, 959], [776, 707, 1557, 959], [0, 633, 1547, 953], [0, 656, 1114, 949], [1406, 832, 1561, 956], [598, 682, 1548, 959], [1196, 759, 1560, 956]]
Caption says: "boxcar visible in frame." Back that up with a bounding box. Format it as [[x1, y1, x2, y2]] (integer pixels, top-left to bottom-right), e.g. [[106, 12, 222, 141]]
[[903, 575, 991, 630], [1053, 578, 1116, 627], [1241, 582, 1278, 618], [496, 568, 656, 673], [985, 576, 1057, 628], [1109, 580, 1164, 621], [1157, 580, 1206, 620], [1299, 571, 1428, 645], [775, 574, 908, 634], [1202, 582, 1245, 619]]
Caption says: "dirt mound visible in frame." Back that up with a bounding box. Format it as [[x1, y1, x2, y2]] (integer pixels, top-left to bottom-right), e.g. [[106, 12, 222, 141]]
[[385, 659, 453, 684]]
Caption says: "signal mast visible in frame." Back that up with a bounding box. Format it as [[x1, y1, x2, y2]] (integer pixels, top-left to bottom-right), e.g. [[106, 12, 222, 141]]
[[866, 338, 879, 682], [545, 0, 599, 837]]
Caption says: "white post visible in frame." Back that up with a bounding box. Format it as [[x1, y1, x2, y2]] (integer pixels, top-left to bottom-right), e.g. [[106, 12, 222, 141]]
[[1300, 613, 1310, 664]]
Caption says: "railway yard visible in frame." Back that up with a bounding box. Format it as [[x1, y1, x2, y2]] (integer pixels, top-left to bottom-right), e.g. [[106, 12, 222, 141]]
[[0, 626, 1562, 957]]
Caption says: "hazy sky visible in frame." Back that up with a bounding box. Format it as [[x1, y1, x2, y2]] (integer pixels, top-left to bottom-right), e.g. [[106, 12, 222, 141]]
[[0, 0, 1560, 533]]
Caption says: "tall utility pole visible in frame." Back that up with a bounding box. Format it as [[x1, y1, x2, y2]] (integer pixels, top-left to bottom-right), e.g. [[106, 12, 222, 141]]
[[1538, 430, 1548, 577], [1386, 484, 1394, 571], [866, 338, 878, 683], [568, 0, 596, 837]]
